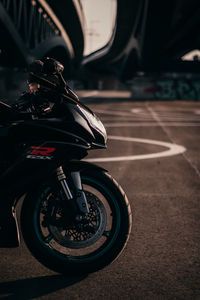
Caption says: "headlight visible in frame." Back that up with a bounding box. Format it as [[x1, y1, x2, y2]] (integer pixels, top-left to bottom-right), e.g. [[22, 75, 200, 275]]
[[78, 105, 107, 141]]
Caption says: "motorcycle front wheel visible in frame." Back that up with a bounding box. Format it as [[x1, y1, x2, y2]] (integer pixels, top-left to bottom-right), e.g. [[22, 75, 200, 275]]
[[21, 169, 132, 275]]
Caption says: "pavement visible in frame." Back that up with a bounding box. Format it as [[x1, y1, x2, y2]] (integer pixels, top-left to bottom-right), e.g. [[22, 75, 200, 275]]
[[0, 97, 200, 299]]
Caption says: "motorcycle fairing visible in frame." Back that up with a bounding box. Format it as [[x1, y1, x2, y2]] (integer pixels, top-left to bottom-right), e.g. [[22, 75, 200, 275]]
[[9, 118, 95, 145], [0, 94, 108, 248]]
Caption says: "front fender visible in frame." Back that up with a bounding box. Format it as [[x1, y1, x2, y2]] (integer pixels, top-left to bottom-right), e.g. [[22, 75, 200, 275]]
[[63, 160, 107, 173]]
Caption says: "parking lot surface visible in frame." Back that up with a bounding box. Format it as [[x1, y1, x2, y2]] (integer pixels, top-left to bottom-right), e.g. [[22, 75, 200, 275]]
[[1, 100, 200, 299]]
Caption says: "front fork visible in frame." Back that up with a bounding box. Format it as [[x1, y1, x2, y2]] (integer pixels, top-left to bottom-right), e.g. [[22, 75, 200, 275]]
[[56, 166, 89, 214]]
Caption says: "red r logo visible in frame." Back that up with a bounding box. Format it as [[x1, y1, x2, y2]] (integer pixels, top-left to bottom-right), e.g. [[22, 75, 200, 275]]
[[30, 147, 56, 156]]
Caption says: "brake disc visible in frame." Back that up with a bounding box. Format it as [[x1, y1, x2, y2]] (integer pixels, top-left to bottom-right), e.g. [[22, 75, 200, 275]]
[[48, 191, 107, 249]]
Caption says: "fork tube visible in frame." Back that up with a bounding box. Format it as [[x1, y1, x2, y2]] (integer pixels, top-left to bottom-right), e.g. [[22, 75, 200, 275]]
[[56, 166, 73, 200]]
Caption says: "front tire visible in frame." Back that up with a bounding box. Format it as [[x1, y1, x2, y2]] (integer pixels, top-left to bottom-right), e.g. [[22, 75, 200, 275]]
[[21, 169, 132, 274]]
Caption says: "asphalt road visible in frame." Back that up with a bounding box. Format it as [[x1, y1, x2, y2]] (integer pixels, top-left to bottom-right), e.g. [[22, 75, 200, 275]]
[[1, 99, 200, 299]]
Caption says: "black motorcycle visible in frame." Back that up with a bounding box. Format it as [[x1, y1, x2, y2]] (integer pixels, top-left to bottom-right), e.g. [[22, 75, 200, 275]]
[[0, 82, 132, 275]]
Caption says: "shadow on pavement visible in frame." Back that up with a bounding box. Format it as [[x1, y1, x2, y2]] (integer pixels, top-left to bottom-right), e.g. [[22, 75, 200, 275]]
[[0, 274, 87, 299]]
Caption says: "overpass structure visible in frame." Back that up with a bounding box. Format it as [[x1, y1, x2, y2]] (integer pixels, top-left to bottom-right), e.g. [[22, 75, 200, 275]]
[[0, 0, 84, 77], [0, 0, 200, 81], [83, 0, 200, 80]]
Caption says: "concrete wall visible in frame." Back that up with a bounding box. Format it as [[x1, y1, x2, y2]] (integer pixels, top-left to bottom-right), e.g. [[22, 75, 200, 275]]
[[127, 73, 200, 100]]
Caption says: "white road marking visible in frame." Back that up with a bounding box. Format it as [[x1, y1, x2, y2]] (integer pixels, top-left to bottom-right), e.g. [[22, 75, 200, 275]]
[[131, 108, 143, 113], [85, 135, 186, 163], [95, 108, 200, 122], [95, 109, 134, 116], [104, 122, 200, 127]]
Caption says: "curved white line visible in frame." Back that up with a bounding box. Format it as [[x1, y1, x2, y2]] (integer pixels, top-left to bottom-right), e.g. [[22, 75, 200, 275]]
[[85, 135, 186, 163]]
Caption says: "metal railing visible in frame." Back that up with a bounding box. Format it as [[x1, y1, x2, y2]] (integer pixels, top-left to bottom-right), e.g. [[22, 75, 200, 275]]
[[1, 0, 60, 49]]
